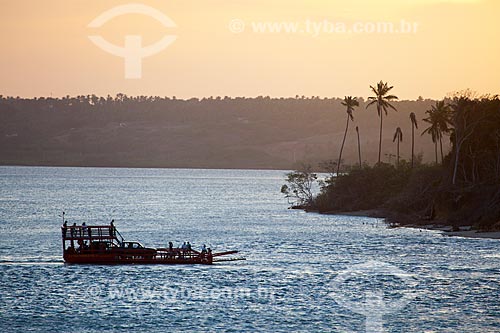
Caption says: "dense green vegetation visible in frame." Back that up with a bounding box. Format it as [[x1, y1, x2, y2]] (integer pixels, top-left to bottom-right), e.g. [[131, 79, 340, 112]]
[[283, 86, 500, 231]]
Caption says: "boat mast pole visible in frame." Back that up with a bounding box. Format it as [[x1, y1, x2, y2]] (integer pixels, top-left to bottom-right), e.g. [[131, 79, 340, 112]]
[[61, 211, 65, 254]]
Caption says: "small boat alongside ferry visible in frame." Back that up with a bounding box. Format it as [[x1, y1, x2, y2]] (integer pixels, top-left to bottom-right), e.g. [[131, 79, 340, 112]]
[[61, 222, 242, 265]]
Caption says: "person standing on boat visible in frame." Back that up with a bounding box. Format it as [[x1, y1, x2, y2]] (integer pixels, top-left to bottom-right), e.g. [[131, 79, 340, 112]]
[[82, 222, 91, 239], [110, 219, 115, 237], [200, 244, 207, 259], [62, 221, 68, 237], [181, 242, 187, 257], [168, 241, 174, 258]]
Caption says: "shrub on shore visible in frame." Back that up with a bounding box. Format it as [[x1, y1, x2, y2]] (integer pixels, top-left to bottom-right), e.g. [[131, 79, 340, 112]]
[[315, 163, 413, 213]]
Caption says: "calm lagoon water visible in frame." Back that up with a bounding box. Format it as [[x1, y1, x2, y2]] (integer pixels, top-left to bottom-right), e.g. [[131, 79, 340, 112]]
[[0, 166, 499, 332]]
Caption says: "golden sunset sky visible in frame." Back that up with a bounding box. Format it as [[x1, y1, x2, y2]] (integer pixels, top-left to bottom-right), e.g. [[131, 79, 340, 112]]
[[0, 0, 498, 99]]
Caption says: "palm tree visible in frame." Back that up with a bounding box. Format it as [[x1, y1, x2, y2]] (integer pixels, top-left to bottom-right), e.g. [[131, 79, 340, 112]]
[[422, 120, 439, 164], [337, 96, 359, 176], [432, 101, 451, 162], [450, 97, 475, 185], [356, 126, 362, 168], [410, 112, 418, 168], [393, 127, 403, 168], [423, 101, 451, 164], [367, 81, 399, 164]]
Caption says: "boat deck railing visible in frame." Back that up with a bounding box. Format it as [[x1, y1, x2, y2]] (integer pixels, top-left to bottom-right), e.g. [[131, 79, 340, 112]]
[[62, 225, 124, 244], [155, 248, 212, 261]]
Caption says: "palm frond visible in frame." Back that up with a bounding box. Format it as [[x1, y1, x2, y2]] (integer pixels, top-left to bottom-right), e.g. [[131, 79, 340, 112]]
[[366, 99, 377, 109], [385, 95, 398, 101], [410, 112, 418, 129], [387, 102, 398, 112], [393, 127, 403, 142]]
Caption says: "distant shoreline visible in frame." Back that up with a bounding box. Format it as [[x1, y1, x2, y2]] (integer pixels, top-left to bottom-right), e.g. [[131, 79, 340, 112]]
[[0, 163, 291, 172]]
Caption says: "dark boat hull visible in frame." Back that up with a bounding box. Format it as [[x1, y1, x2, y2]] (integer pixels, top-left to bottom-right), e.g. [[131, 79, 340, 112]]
[[64, 253, 212, 265]]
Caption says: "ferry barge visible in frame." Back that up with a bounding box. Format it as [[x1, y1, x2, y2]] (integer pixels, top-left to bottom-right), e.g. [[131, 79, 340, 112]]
[[61, 222, 240, 265]]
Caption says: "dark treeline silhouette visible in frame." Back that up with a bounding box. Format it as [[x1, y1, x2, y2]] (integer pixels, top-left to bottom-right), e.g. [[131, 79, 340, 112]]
[[0, 94, 442, 169], [0, 94, 440, 169]]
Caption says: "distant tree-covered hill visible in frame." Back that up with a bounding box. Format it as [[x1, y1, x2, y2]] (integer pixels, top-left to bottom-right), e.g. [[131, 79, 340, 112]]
[[0, 95, 443, 169]]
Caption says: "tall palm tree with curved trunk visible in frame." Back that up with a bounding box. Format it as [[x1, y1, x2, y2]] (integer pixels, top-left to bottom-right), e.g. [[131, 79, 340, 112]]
[[393, 127, 403, 168], [356, 126, 362, 168], [432, 101, 451, 162], [422, 120, 439, 164], [367, 81, 398, 164], [337, 96, 359, 176], [423, 101, 451, 164], [410, 112, 418, 168]]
